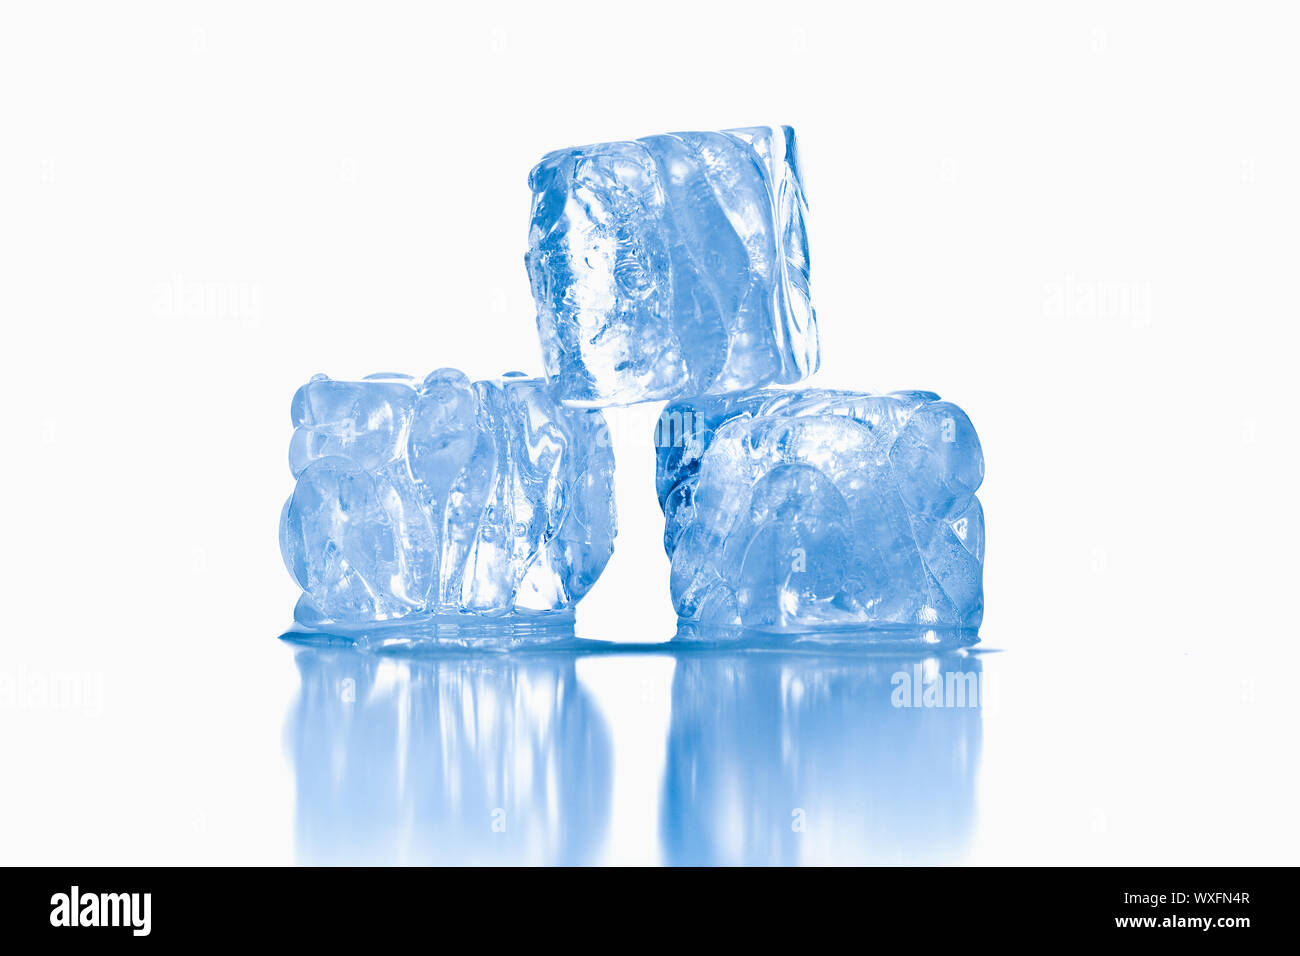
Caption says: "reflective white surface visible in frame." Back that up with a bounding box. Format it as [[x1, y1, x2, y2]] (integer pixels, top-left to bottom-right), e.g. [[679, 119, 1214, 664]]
[[3, 619, 1296, 865]]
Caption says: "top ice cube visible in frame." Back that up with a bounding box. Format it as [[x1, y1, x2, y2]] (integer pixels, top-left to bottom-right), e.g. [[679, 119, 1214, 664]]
[[526, 126, 819, 406]]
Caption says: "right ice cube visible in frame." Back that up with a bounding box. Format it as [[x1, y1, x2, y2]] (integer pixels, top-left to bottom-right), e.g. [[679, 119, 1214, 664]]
[[526, 126, 818, 407], [655, 389, 985, 634]]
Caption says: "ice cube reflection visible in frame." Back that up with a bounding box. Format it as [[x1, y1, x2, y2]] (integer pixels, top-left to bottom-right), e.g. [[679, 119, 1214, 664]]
[[662, 649, 983, 865], [286, 641, 983, 865], [287, 645, 611, 865]]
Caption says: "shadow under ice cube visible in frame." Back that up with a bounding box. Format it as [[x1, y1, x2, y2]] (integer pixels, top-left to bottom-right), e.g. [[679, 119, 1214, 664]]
[[279, 370, 616, 627], [526, 125, 818, 406]]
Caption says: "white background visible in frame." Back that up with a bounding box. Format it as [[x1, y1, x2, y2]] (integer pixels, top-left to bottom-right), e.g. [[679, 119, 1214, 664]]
[[1, 1, 1297, 864]]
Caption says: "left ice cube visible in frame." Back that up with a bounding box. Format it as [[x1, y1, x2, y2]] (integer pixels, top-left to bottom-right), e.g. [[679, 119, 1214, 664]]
[[279, 370, 617, 627]]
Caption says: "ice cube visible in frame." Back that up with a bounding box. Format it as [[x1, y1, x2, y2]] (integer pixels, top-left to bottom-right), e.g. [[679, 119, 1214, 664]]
[[526, 126, 818, 406], [280, 370, 616, 626], [655, 388, 984, 632]]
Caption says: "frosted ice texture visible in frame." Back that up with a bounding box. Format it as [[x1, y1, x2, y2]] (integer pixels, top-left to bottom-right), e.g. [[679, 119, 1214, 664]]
[[280, 370, 616, 627], [655, 389, 984, 632], [526, 125, 818, 406]]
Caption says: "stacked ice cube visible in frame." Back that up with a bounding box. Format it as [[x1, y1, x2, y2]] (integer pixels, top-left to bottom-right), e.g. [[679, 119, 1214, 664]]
[[526, 126, 817, 406], [279, 371, 615, 628], [280, 125, 984, 639]]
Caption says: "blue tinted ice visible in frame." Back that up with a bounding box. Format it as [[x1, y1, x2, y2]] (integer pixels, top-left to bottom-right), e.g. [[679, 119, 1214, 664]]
[[655, 389, 985, 633], [280, 370, 616, 627], [526, 125, 818, 406]]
